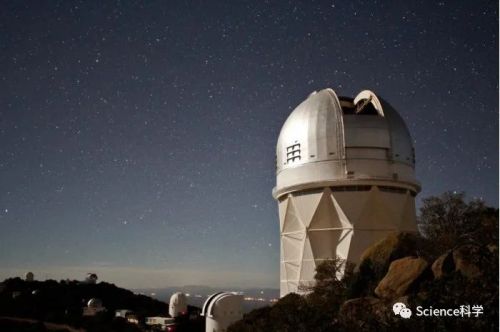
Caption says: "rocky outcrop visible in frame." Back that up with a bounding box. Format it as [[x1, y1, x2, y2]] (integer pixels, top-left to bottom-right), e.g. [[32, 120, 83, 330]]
[[374, 257, 428, 300], [347, 232, 423, 299], [430, 244, 493, 280], [431, 250, 454, 279], [358, 232, 419, 274]]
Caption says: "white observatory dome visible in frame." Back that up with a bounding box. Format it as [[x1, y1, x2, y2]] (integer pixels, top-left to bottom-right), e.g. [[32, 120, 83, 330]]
[[274, 88, 420, 297], [169, 292, 188, 318], [201, 292, 243, 332], [87, 298, 103, 308], [85, 273, 98, 284], [25, 272, 34, 282], [274, 89, 419, 197]]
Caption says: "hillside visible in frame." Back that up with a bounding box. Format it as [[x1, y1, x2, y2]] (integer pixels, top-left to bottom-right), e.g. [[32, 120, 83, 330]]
[[0, 278, 167, 331], [229, 192, 499, 332]]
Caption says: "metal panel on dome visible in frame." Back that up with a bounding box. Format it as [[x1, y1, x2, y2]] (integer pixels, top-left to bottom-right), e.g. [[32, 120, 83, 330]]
[[276, 89, 345, 173], [383, 103, 415, 165], [344, 127, 391, 148]]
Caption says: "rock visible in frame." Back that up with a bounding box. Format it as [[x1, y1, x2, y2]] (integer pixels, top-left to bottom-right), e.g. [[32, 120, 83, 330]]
[[452, 245, 483, 279], [431, 251, 454, 279], [375, 257, 428, 300], [430, 245, 489, 280], [358, 232, 419, 275]]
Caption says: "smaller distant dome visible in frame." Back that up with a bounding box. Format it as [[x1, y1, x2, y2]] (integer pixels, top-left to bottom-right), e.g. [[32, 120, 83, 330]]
[[25, 272, 34, 282], [88, 298, 103, 308], [85, 273, 98, 284], [169, 292, 188, 317], [201, 292, 243, 318]]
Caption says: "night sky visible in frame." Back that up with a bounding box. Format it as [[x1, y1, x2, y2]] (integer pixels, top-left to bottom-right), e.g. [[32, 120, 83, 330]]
[[0, 1, 497, 289]]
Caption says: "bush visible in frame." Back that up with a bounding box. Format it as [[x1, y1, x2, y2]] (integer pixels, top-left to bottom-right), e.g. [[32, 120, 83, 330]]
[[419, 191, 498, 255]]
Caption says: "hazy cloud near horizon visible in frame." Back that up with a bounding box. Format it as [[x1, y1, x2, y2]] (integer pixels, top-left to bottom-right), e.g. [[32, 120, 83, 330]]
[[0, 265, 278, 289]]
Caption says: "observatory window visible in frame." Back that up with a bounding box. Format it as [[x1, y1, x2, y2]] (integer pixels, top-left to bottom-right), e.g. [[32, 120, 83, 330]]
[[286, 143, 301, 164]]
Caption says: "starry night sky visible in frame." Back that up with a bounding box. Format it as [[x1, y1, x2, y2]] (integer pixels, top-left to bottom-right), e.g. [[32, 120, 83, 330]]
[[0, 1, 498, 289]]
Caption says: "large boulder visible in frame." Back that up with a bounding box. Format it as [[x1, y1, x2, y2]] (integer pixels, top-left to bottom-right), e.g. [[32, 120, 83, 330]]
[[431, 251, 454, 279], [375, 257, 428, 300], [358, 232, 420, 275], [349, 232, 421, 298], [431, 245, 491, 279]]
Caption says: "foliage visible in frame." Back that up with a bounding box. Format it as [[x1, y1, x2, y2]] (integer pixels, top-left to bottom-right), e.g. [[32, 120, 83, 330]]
[[229, 192, 499, 332], [174, 311, 204, 332], [229, 259, 351, 332], [305, 258, 355, 315], [351, 232, 423, 299], [419, 191, 498, 255], [228, 292, 335, 332]]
